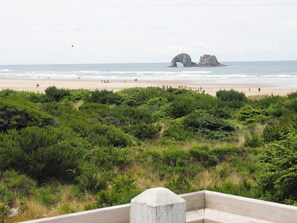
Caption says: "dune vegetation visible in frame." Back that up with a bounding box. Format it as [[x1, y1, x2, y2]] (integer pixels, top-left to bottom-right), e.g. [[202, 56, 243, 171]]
[[0, 87, 296, 222]]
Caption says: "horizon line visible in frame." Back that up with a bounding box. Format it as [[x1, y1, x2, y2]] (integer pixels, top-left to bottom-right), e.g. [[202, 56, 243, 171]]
[[1, 59, 297, 66]]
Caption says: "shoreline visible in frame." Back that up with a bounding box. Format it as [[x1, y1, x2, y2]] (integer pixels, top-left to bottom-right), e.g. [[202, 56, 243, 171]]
[[0, 77, 296, 96]]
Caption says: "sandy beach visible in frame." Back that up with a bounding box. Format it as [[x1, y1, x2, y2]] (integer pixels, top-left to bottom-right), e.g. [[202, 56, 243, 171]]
[[0, 77, 296, 97]]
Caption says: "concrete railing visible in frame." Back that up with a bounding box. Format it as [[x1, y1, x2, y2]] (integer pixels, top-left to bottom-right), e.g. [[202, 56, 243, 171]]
[[21, 188, 297, 223]]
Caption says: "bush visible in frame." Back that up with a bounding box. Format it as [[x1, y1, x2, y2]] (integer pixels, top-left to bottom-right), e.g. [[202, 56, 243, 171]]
[[244, 135, 264, 147], [77, 165, 114, 193], [69, 89, 90, 101], [103, 105, 154, 127], [0, 170, 36, 196], [189, 146, 218, 167], [33, 187, 61, 207], [258, 132, 297, 203], [252, 95, 284, 109], [165, 176, 191, 194], [0, 99, 54, 132], [263, 119, 294, 143], [96, 176, 141, 207], [0, 202, 9, 223], [216, 90, 247, 108], [183, 112, 235, 139], [0, 184, 14, 206], [44, 86, 70, 102], [167, 97, 196, 118], [121, 87, 166, 106], [164, 121, 193, 141], [287, 91, 297, 99], [83, 147, 130, 170], [236, 105, 268, 124], [207, 180, 255, 198], [284, 99, 297, 112], [127, 123, 160, 140], [87, 124, 132, 147], [87, 90, 122, 105], [0, 127, 85, 182], [143, 149, 199, 179]]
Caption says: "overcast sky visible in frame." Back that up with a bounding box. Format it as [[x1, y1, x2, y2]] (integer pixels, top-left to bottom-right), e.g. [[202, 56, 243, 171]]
[[1, 0, 297, 64]]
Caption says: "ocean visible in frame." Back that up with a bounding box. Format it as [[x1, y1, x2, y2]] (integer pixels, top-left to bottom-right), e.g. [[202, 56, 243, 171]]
[[1, 61, 297, 87]]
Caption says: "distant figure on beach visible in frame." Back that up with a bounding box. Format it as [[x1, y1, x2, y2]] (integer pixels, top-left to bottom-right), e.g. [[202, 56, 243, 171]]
[[36, 83, 39, 88], [134, 78, 137, 82], [258, 87, 261, 92]]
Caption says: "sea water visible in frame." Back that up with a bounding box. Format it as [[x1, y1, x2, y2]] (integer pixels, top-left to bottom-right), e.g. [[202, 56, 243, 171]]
[[1, 61, 297, 87]]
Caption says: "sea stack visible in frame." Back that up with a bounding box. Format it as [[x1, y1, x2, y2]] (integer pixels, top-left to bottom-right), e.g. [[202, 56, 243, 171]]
[[198, 54, 225, 67], [169, 53, 225, 67], [169, 53, 197, 67]]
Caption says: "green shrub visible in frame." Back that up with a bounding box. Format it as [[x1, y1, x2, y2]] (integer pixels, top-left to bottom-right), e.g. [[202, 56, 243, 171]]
[[144, 97, 168, 112], [33, 187, 61, 207], [263, 119, 294, 143], [0, 98, 54, 132], [0, 127, 85, 182], [87, 90, 122, 105], [209, 106, 233, 119], [69, 89, 90, 101], [244, 135, 264, 147], [97, 176, 141, 207], [189, 146, 218, 167], [44, 86, 70, 102], [0, 202, 9, 223], [121, 87, 166, 106], [77, 164, 114, 193], [183, 112, 235, 139], [258, 132, 297, 203], [0, 184, 14, 205], [284, 99, 297, 112], [103, 105, 154, 127], [211, 145, 243, 161], [164, 121, 193, 141], [83, 147, 130, 170], [252, 95, 285, 109], [0, 170, 36, 196], [207, 180, 255, 198], [165, 176, 191, 194], [287, 91, 297, 99], [143, 149, 200, 179], [216, 90, 247, 108], [87, 124, 132, 147], [167, 97, 196, 118], [59, 204, 77, 214], [127, 123, 160, 140], [236, 105, 268, 124], [0, 89, 15, 98]]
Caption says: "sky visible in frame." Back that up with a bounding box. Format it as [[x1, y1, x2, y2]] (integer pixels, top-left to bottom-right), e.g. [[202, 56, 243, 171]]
[[0, 0, 297, 64]]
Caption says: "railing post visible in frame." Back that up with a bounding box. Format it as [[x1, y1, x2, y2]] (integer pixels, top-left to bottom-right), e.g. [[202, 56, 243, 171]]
[[130, 187, 186, 223]]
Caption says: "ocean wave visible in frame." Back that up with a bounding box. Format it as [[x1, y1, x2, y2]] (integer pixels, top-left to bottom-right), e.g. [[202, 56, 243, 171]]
[[182, 71, 212, 74], [0, 69, 14, 72]]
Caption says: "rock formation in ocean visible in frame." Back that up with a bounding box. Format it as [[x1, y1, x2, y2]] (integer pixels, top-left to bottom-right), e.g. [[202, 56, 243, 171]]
[[169, 53, 197, 67], [198, 54, 225, 67], [169, 53, 225, 67]]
